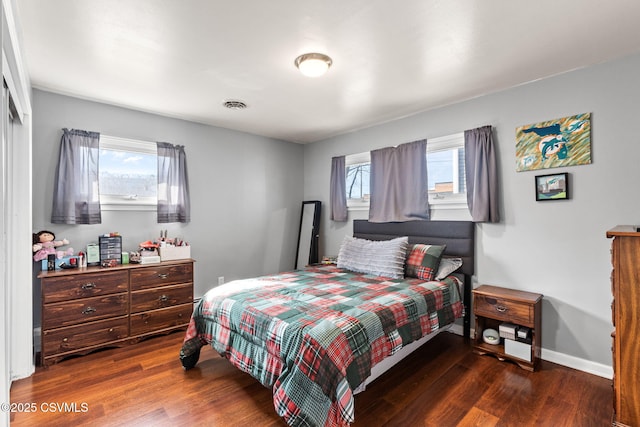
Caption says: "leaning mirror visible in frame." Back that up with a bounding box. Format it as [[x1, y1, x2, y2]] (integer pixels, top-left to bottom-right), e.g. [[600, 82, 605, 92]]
[[295, 201, 321, 269]]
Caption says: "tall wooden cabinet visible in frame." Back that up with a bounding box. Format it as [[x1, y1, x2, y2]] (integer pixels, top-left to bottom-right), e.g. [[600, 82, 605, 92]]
[[607, 226, 640, 427], [39, 259, 194, 367]]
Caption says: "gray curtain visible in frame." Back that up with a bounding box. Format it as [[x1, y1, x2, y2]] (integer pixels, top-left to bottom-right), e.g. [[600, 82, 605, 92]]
[[51, 128, 102, 224], [465, 125, 499, 222], [157, 142, 191, 223], [330, 156, 348, 221], [369, 139, 429, 223]]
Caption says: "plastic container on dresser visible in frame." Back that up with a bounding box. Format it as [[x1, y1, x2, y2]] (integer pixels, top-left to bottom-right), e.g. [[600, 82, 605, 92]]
[[39, 259, 194, 367], [607, 226, 640, 427]]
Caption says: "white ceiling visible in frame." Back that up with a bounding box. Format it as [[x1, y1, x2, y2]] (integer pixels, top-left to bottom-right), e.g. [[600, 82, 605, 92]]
[[15, 0, 640, 144]]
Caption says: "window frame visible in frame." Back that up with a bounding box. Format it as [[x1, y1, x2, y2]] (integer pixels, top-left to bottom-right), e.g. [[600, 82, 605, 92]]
[[344, 132, 467, 212], [99, 135, 157, 211]]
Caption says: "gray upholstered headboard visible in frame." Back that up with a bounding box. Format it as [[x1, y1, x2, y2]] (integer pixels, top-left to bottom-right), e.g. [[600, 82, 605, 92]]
[[352, 219, 475, 338], [353, 219, 475, 276]]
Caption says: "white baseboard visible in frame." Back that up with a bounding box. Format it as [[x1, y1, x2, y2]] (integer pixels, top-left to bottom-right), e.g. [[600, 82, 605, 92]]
[[541, 347, 613, 379], [449, 325, 613, 379]]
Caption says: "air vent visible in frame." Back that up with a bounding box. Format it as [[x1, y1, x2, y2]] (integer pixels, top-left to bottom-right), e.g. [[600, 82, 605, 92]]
[[223, 100, 248, 110]]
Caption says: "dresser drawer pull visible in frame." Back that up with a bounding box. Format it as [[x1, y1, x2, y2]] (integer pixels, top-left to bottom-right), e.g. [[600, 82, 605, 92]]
[[159, 295, 169, 302], [82, 307, 97, 315], [495, 305, 507, 313], [62, 337, 68, 343], [82, 283, 96, 290], [158, 273, 169, 279]]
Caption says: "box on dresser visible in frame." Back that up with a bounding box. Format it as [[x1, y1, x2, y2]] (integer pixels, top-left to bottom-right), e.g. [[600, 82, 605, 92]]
[[38, 258, 194, 367], [158, 245, 191, 261]]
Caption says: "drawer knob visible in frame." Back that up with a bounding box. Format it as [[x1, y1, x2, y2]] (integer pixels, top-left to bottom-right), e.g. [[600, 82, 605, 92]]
[[158, 273, 169, 279], [82, 282, 96, 290], [495, 305, 507, 313], [62, 337, 68, 342], [159, 295, 169, 302], [82, 306, 97, 315], [109, 328, 114, 333]]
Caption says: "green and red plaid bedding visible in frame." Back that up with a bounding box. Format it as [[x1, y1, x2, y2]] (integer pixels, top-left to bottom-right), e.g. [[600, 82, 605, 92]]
[[180, 265, 463, 426]]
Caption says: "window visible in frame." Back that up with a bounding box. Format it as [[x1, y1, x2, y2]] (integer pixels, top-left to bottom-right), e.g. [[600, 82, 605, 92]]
[[99, 135, 157, 210], [345, 132, 466, 210], [345, 151, 371, 209], [427, 132, 466, 209]]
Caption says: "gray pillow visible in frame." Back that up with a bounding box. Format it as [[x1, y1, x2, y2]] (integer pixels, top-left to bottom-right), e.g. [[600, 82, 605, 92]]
[[435, 257, 463, 280], [337, 236, 409, 279]]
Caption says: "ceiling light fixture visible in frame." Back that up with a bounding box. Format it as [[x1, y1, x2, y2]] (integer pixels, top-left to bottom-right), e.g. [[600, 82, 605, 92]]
[[294, 53, 333, 78]]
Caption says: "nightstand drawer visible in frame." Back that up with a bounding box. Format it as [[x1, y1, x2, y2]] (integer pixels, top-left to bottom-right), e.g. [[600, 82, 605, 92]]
[[474, 294, 534, 326]]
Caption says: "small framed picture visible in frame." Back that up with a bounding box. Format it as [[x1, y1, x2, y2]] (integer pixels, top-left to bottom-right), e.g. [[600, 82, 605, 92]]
[[535, 172, 569, 201]]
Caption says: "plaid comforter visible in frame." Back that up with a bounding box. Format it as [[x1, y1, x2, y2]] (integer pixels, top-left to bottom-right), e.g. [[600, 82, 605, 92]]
[[181, 265, 463, 426]]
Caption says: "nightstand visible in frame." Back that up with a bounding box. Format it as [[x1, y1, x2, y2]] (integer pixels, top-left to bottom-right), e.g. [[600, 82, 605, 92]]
[[472, 284, 543, 371]]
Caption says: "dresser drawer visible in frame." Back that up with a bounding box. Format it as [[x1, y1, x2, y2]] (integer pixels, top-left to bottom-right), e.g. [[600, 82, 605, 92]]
[[474, 294, 534, 326], [42, 316, 128, 355], [42, 270, 129, 303], [131, 283, 193, 313], [130, 263, 193, 290], [43, 294, 128, 329], [130, 304, 192, 336]]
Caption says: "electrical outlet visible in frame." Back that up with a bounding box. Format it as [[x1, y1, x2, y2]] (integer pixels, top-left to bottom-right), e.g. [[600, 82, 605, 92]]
[[218, 276, 224, 285]]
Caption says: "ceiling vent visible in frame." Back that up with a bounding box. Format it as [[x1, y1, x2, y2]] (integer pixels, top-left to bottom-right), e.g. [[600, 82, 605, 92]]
[[223, 100, 248, 110]]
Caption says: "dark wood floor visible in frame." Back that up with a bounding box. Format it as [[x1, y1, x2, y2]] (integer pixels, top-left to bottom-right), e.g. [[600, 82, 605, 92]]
[[10, 331, 612, 426]]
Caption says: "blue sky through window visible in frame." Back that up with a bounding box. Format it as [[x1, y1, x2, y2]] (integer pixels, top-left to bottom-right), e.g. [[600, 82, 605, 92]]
[[99, 148, 157, 197], [427, 150, 454, 190]]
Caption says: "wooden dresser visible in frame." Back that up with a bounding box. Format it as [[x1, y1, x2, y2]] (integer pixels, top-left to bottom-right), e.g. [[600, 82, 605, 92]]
[[39, 259, 194, 367], [607, 226, 640, 427]]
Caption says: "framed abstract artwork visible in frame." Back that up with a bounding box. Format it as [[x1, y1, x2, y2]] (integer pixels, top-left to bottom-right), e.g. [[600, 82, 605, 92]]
[[516, 113, 591, 172], [535, 172, 569, 201]]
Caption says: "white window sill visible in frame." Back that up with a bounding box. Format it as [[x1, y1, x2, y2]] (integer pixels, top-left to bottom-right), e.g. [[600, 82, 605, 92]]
[[347, 202, 468, 212], [101, 202, 156, 212], [429, 201, 469, 210], [347, 205, 370, 212]]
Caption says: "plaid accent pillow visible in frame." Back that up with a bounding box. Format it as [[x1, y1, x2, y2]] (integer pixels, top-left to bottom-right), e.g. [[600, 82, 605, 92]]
[[405, 244, 446, 281]]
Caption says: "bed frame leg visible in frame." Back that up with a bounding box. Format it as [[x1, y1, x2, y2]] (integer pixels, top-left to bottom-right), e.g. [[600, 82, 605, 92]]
[[463, 275, 472, 341]]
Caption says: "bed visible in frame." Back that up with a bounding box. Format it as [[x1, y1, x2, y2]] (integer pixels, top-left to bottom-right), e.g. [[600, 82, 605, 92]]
[[180, 219, 475, 426]]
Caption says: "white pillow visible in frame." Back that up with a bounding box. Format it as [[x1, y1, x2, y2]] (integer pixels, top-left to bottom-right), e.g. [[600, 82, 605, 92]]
[[337, 236, 409, 279], [435, 257, 463, 280]]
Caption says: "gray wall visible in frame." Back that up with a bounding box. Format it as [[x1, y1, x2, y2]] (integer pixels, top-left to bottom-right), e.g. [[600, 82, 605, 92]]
[[32, 89, 304, 326], [303, 53, 640, 368]]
